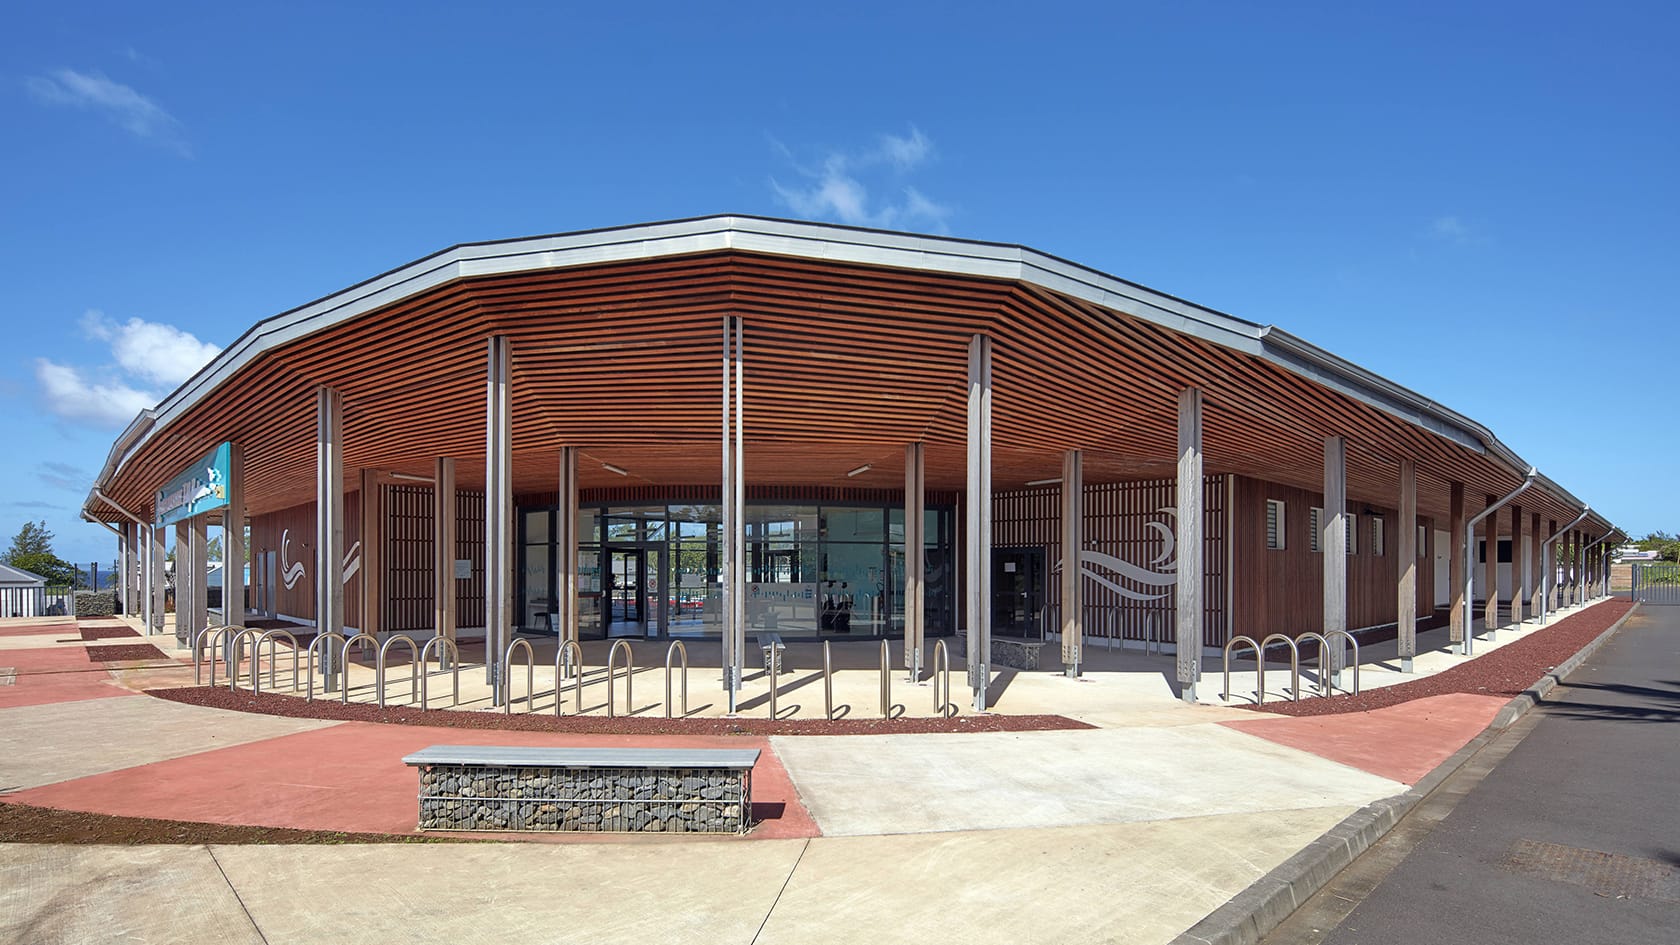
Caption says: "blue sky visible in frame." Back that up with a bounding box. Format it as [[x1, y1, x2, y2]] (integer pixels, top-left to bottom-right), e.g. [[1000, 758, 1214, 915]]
[[2, 1, 1674, 564]]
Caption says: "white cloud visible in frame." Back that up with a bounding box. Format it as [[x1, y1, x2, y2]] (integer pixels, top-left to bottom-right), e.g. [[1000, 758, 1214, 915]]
[[769, 126, 951, 232], [26, 68, 188, 155], [33, 311, 220, 429], [80, 311, 220, 388], [1431, 215, 1474, 245], [35, 360, 157, 427]]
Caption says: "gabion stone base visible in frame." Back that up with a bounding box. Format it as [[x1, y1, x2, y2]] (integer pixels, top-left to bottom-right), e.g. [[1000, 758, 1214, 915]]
[[956, 635, 1048, 670], [416, 764, 751, 834]]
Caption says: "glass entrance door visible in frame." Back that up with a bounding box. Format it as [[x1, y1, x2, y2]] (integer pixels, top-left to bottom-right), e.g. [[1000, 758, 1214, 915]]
[[607, 547, 645, 636]]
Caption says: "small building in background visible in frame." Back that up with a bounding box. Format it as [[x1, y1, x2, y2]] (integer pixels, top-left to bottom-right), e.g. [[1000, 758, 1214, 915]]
[[0, 562, 48, 618]]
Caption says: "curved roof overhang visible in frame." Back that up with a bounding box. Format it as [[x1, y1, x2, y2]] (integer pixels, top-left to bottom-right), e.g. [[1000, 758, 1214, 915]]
[[82, 214, 1618, 538]]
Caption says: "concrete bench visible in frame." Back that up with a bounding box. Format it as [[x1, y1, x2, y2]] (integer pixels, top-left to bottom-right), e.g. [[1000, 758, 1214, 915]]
[[402, 745, 759, 834], [756, 632, 787, 673]]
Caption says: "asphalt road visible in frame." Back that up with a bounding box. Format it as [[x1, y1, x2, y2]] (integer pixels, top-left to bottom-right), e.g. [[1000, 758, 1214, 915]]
[[1267, 603, 1680, 945]]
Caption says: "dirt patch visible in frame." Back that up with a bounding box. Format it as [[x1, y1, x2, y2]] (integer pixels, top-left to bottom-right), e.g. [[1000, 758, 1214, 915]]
[[86, 644, 170, 662], [0, 801, 459, 844], [150, 686, 1094, 735], [80, 626, 140, 641], [1247, 599, 1634, 717]]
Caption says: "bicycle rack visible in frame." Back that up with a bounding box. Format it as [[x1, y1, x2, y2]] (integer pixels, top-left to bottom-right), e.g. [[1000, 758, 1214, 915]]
[[226, 627, 263, 691], [338, 633, 379, 705], [768, 638, 783, 719], [879, 639, 892, 719], [607, 639, 633, 718], [1147, 610, 1166, 655], [252, 628, 300, 695], [378, 636, 421, 708], [823, 641, 834, 721], [193, 626, 235, 686], [933, 639, 953, 717], [555, 639, 582, 716], [418, 636, 460, 709], [665, 640, 689, 719], [305, 631, 348, 701], [1294, 632, 1333, 697], [503, 638, 535, 714], [1221, 635, 1263, 703], [1325, 630, 1359, 695], [1259, 633, 1301, 702]]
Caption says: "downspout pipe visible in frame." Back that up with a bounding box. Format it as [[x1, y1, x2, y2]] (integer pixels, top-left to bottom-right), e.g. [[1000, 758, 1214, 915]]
[[1581, 530, 1617, 602], [92, 489, 146, 525], [1462, 469, 1537, 655], [1539, 508, 1592, 625]]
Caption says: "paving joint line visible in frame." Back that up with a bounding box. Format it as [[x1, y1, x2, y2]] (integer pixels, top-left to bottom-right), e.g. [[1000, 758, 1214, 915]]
[[205, 845, 272, 945], [749, 836, 811, 945], [1169, 599, 1640, 945]]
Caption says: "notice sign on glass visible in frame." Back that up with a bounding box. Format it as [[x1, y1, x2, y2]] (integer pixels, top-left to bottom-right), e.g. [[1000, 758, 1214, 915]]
[[155, 442, 231, 527]]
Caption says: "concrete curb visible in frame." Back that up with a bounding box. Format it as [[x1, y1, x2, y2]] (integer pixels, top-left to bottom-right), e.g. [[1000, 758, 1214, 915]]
[[1169, 599, 1641, 945]]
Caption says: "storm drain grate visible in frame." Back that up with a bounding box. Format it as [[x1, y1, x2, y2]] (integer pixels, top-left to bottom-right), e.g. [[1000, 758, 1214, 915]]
[[0, 668, 13, 686], [1503, 839, 1680, 902]]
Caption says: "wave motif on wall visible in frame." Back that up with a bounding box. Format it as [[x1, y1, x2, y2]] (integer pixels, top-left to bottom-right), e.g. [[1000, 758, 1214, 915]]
[[1052, 507, 1178, 602]]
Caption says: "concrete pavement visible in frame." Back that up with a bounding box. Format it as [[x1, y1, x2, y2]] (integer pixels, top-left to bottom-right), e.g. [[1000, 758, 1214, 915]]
[[0, 598, 1635, 944]]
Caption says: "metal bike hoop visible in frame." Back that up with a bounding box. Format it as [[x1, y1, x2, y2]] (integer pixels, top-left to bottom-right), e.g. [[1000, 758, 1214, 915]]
[[305, 631, 348, 701], [607, 639, 634, 718], [503, 638, 535, 714], [1221, 635, 1262, 703], [253, 628, 300, 695], [378, 635, 421, 708], [418, 636, 461, 709], [665, 640, 689, 719], [338, 633, 379, 705], [555, 639, 583, 716]]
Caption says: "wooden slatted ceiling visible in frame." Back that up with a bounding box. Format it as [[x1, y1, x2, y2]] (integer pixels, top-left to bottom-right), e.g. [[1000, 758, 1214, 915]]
[[102, 250, 1565, 528]]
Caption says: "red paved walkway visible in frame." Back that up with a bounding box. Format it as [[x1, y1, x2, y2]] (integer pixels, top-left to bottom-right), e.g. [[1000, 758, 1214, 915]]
[[0, 644, 138, 709], [1220, 691, 1510, 784], [9, 721, 821, 840]]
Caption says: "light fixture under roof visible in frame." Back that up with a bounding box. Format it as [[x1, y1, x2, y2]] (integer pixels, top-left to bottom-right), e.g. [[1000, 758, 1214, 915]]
[[602, 463, 629, 477], [389, 472, 435, 484], [846, 464, 872, 477], [1025, 477, 1062, 487]]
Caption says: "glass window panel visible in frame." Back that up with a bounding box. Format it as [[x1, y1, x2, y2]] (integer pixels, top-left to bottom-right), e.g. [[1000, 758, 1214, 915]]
[[825, 507, 885, 542], [523, 509, 552, 545]]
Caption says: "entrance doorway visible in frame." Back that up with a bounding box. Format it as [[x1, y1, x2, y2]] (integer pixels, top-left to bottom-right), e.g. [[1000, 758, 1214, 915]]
[[606, 546, 665, 637], [992, 547, 1045, 639]]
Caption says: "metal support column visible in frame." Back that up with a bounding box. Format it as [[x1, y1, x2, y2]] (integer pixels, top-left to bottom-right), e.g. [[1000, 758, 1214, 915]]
[[116, 525, 131, 616], [1540, 513, 1586, 624], [1449, 482, 1467, 645], [1482, 495, 1500, 636], [357, 467, 381, 638], [966, 335, 993, 712], [485, 336, 513, 704], [433, 456, 457, 654], [1397, 458, 1417, 672], [1176, 389, 1204, 703], [190, 515, 208, 633], [1462, 471, 1535, 654], [721, 316, 745, 711], [557, 446, 579, 646], [147, 524, 166, 635], [174, 520, 193, 645], [904, 442, 925, 682], [1323, 435, 1348, 684], [316, 386, 346, 685], [1061, 449, 1084, 678], [224, 444, 245, 630], [1509, 503, 1525, 625]]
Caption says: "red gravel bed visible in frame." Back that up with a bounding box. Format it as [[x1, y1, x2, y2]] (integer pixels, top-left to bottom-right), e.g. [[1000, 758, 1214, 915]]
[[80, 626, 140, 641], [150, 686, 1094, 735], [1247, 599, 1634, 717], [0, 801, 458, 844], [86, 643, 170, 662]]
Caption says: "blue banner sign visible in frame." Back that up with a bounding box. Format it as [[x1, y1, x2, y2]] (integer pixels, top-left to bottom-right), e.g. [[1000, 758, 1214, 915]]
[[155, 442, 231, 526]]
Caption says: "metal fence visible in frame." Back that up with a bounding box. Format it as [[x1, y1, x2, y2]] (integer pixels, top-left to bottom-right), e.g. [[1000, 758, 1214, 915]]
[[1632, 563, 1680, 604]]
